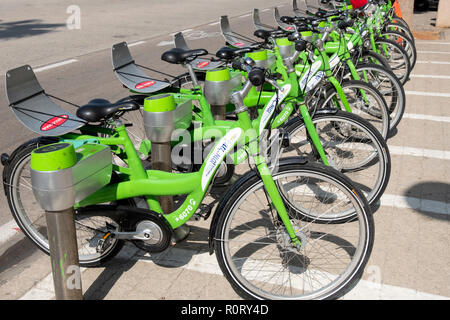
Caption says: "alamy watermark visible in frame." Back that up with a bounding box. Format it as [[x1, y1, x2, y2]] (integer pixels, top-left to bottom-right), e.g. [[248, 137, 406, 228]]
[[66, 5, 81, 30]]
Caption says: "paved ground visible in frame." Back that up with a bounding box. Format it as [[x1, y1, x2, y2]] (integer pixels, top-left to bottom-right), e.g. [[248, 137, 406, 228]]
[[0, 2, 449, 300]]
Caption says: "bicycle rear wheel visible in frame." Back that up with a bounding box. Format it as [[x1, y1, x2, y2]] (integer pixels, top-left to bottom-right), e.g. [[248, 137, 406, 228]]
[[213, 159, 374, 300], [3, 141, 132, 267]]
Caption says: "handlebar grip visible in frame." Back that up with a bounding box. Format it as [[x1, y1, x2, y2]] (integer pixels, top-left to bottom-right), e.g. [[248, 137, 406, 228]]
[[248, 68, 265, 87]]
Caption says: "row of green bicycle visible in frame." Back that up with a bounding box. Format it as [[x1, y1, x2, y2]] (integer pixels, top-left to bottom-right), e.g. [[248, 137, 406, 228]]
[[1, 0, 416, 299]]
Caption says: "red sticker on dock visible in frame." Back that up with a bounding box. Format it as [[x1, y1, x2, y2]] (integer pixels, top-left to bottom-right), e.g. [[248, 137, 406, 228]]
[[135, 81, 156, 89], [40, 115, 69, 131], [197, 61, 210, 68]]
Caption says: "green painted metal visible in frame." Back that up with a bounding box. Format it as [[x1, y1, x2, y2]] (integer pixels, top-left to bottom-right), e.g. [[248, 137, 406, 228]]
[[31, 143, 77, 171], [144, 93, 176, 112], [247, 49, 267, 61], [205, 67, 230, 82]]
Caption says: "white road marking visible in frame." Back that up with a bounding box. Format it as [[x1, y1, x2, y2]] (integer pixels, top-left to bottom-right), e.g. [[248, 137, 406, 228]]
[[406, 90, 450, 98], [418, 51, 450, 55], [380, 194, 449, 216], [410, 74, 450, 80], [416, 60, 450, 65], [402, 113, 450, 123], [208, 21, 220, 26], [18, 243, 137, 300], [170, 29, 193, 36], [20, 244, 449, 300], [34, 59, 78, 73], [127, 41, 146, 47], [238, 13, 251, 19], [142, 247, 449, 300], [388, 145, 450, 160], [416, 41, 450, 45], [157, 40, 175, 47]]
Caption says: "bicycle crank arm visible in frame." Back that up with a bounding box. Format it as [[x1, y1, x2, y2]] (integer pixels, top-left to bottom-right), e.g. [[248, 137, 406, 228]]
[[110, 230, 152, 241]]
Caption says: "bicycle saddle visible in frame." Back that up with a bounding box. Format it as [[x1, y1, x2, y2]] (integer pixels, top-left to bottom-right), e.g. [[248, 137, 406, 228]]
[[253, 29, 285, 41], [161, 48, 208, 64], [76, 97, 140, 123], [215, 46, 253, 61]]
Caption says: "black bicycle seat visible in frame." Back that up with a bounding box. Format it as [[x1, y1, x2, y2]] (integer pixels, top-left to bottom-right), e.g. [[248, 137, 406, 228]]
[[76, 98, 140, 122], [215, 46, 253, 60], [161, 48, 208, 64]]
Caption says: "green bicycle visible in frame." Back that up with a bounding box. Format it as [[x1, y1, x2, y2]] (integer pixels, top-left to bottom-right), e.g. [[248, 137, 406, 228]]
[[253, 6, 405, 131], [3, 63, 374, 300], [110, 35, 391, 211]]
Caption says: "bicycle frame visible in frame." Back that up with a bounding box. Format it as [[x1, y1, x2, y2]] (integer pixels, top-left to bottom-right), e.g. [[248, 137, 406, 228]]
[[59, 92, 302, 245]]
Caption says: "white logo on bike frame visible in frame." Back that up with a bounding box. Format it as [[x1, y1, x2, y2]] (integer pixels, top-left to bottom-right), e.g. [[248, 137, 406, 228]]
[[347, 40, 354, 51], [201, 128, 242, 191], [329, 54, 340, 69], [299, 60, 322, 91], [259, 84, 291, 135]]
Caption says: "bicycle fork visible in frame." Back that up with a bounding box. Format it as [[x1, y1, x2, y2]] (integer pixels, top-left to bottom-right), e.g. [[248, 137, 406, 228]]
[[232, 83, 302, 247]]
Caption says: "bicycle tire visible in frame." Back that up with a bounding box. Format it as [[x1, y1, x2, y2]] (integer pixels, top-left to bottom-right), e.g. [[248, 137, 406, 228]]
[[282, 110, 391, 209], [384, 22, 415, 46], [342, 63, 406, 130], [380, 30, 417, 69], [213, 158, 374, 300], [317, 80, 391, 139], [3, 141, 133, 267], [374, 38, 411, 85]]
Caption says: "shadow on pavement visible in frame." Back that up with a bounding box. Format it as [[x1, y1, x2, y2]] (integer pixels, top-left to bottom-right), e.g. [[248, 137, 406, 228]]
[[0, 19, 65, 40], [404, 181, 449, 221], [83, 224, 211, 300]]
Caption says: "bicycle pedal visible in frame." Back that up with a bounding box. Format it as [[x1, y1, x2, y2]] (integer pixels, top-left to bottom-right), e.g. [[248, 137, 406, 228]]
[[193, 204, 212, 221], [96, 232, 112, 254]]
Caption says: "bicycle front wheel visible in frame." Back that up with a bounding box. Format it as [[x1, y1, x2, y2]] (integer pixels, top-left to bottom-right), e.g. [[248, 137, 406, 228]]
[[214, 159, 374, 300], [374, 38, 411, 84], [283, 110, 391, 208], [380, 31, 417, 69], [343, 63, 406, 130], [318, 80, 391, 139]]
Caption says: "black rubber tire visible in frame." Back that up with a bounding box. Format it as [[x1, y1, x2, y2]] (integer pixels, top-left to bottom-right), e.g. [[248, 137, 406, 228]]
[[358, 50, 392, 71]]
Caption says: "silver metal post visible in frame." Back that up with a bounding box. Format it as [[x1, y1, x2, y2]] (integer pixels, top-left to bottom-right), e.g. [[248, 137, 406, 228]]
[[151, 142, 174, 214], [45, 208, 83, 300]]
